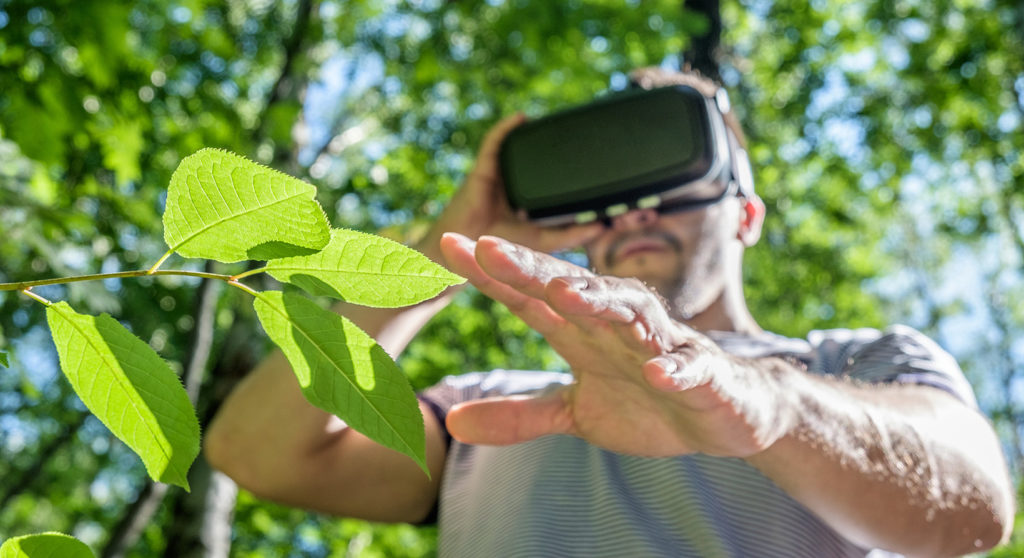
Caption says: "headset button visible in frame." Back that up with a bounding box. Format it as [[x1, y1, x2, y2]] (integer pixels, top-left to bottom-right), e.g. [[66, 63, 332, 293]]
[[637, 195, 660, 209], [605, 203, 629, 217], [574, 211, 598, 224]]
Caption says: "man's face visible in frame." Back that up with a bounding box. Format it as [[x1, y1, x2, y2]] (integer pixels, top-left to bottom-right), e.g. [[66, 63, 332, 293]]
[[584, 198, 741, 320]]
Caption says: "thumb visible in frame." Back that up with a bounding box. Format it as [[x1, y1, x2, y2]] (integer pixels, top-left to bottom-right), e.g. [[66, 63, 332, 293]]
[[446, 389, 573, 446]]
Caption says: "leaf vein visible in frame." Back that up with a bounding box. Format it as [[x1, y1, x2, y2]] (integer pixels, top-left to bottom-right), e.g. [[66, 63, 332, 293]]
[[169, 190, 310, 252]]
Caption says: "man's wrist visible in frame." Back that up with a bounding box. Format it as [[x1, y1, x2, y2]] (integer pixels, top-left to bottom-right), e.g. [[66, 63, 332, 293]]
[[734, 354, 807, 460]]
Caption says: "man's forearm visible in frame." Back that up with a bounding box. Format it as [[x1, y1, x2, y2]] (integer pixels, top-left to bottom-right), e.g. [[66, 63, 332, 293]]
[[744, 365, 1014, 556]]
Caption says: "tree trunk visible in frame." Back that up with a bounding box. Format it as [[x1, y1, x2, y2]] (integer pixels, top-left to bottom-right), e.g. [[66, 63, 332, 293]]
[[682, 0, 723, 83], [99, 483, 170, 558], [157, 303, 266, 557], [160, 455, 238, 558]]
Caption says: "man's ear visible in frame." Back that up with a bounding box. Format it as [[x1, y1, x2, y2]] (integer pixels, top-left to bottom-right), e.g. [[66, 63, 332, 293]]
[[738, 195, 765, 247]]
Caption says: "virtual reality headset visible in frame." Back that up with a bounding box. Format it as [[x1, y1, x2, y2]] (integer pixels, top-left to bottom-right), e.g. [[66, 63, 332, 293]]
[[499, 84, 755, 226]]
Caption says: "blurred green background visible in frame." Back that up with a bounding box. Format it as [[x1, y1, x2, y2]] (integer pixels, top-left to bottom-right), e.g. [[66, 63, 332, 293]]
[[0, 0, 1022, 555]]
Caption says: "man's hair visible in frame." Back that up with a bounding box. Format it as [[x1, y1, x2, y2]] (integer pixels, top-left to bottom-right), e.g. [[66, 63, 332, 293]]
[[627, 66, 747, 150]]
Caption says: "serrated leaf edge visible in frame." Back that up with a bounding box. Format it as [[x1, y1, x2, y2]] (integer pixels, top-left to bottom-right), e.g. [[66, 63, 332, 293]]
[[164, 148, 329, 260]]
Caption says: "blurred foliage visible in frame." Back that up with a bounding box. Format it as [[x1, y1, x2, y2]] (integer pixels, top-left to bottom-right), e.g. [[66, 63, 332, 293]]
[[0, 0, 1022, 556]]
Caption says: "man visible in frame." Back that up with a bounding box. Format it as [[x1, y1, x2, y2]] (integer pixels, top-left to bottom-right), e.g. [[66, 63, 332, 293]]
[[204, 68, 1014, 557]]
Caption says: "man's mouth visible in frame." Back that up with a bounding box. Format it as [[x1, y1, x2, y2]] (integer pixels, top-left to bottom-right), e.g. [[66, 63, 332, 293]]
[[606, 233, 682, 267]]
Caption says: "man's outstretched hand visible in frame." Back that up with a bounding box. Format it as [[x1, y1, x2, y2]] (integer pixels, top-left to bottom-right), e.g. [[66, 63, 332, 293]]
[[438, 233, 797, 458]]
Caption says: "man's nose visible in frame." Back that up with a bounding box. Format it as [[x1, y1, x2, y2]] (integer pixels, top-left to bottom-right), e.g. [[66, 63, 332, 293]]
[[610, 208, 659, 231]]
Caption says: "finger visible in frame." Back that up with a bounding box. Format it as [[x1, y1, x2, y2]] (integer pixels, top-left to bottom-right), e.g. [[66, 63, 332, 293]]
[[446, 389, 573, 446], [642, 348, 715, 393], [474, 235, 594, 300], [469, 113, 527, 183], [439, 233, 568, 336], [543, 275, 690, 356], [543, 276, 652, 322], [545, 275, 683, 346]]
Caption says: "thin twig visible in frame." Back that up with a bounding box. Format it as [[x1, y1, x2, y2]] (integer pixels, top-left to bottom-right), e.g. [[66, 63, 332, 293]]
[[1, 269, 235, 292]]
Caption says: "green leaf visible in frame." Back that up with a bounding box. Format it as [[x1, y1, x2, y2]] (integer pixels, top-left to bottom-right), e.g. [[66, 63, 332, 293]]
[[162, 148, 330, 263], [264, 228, 465, 307], [0, 351, 7, 368], [45, 302, 200, 489], [0, 532, 95, 558], [253, 290, 426, 473]]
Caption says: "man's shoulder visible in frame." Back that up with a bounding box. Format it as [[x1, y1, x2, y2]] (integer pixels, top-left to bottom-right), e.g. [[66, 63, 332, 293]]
[[711, 324, 936, 360], [805, 324, 958, 371], [711, 324, 961, 375], [803, 325, 975, 406]]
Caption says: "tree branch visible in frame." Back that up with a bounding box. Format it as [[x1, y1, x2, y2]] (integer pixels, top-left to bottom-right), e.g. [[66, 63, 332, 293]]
[[159, 455, 239, 558], [253, 0, 315, 144], [98, 482, 170, 558], [0, 269, 235, 292], [0, 411, 88, 511]]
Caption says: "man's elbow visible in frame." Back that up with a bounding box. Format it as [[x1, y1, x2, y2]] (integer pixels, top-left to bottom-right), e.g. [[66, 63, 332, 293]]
[[965, 458, 1017, 554], [933, 510, 1013, 557], [927, 478, 1016, 557], [986, 505, 1015, 553], [964, 484, 1016, 555], [203, 415, 266, 494], [203, 418, 237, 476], [204, 413, 332, 507]]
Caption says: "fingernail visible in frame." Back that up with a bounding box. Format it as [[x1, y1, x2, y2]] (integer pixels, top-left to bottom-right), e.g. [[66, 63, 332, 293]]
[[654, 356, 678, 376], [444, 232, 474, 248], [487, 236, 522, 261]]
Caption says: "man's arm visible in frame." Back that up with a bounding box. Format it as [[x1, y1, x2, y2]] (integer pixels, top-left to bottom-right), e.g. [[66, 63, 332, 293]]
[[745, 368, 1013, 556], [438, 233, 1014, 556], [203, 349, 450, 522]]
